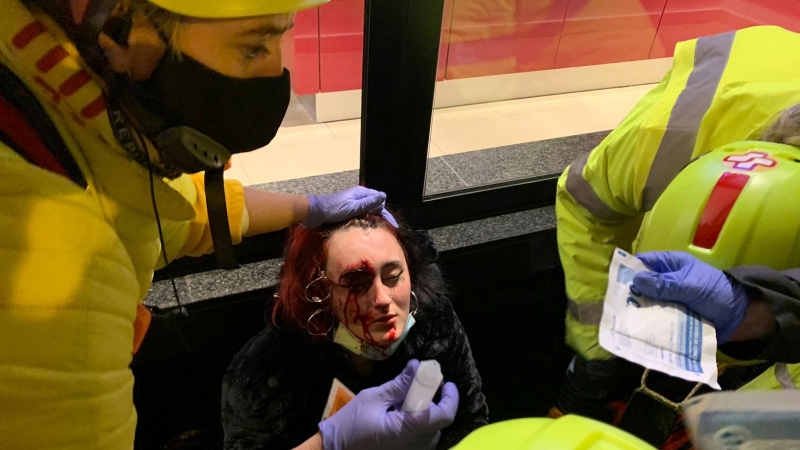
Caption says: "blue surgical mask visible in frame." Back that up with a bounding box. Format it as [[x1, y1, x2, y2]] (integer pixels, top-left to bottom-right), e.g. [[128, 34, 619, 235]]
[[333, 315, 416, 361]]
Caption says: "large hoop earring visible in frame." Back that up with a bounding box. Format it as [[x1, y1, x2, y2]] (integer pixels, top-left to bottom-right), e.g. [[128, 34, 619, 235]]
[[410, 291, 419, 316], [305, 271, 332, 303], [307, 309, 335, 336]]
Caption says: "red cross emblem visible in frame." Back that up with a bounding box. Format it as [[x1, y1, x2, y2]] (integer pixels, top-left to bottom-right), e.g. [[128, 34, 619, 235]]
[[722, 151, 778, 172]]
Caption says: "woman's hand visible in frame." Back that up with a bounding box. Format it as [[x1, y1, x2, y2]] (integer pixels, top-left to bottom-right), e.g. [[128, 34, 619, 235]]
[[305, 186, 398, 228], [317, 359, 459, 450], [632, 252, 751, 343]]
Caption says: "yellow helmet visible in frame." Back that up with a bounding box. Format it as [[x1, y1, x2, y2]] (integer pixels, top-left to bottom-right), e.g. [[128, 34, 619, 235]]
[[453, 415, 656, 450], [146, 0, 329, 19], [635, 141, 800, 271]]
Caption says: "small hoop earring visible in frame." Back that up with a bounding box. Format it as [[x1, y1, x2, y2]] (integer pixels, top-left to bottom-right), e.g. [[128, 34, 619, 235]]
[[306, 309, 335, 336], [305, 271, 332, 303], [410, 291, 419, 316]]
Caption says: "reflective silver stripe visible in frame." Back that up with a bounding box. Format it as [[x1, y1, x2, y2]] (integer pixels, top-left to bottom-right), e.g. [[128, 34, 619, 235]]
[[565, 152, 627, 221], [642, 31, 736, 210], [775, 363, 797, 390], [567, 297, 605, 326]]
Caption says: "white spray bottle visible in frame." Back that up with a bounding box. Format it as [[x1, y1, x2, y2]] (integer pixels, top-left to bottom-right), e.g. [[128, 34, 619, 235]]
[[401, 359, 443, 412]]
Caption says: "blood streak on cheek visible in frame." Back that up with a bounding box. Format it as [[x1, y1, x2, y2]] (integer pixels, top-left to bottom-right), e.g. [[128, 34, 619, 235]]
[[341, 260, 380, 347]]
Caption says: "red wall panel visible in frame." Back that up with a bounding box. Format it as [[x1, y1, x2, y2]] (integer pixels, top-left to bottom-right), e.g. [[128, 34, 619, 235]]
[[445, 0, 568, 79], [285, 7, 320, 95], [319, 0, 364, 92], [650, 0, 755, 58], [286, 0, 800, 95], [746, 0, 800, 32], [438, 0, 455, 81], [554, 0, 666, 68]]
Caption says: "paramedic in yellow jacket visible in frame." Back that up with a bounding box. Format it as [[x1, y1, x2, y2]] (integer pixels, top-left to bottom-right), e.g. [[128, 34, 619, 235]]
[[554, 25, 800, 420], [0, 1, 458, 449]]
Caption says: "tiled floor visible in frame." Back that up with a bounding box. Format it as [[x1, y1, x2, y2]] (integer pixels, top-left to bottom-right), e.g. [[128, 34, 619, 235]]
[[228, 84, 656, 188]]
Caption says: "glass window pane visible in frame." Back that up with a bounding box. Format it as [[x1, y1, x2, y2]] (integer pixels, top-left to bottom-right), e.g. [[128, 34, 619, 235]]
[[229, 0, 800, 198], [424, 0, 666, 196], [423, 0, 799, 196]]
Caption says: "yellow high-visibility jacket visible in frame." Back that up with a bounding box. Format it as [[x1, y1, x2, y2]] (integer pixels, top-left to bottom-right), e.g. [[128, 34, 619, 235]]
[[557, 25, 800, 379], [0, 2, 248, 448]]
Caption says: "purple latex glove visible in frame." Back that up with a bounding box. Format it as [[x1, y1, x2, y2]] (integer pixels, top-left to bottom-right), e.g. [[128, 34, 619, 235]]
[[632, 251, 749, 344], [305, 186, 399, 228], [319, 359, 459, 450]]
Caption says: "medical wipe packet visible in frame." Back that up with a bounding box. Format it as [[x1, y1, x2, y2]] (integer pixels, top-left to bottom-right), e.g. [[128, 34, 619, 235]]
[[599, 248, 720, 389]]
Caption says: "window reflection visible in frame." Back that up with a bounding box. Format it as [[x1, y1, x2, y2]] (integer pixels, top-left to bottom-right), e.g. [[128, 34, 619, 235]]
[[228, 0, 800, 194]]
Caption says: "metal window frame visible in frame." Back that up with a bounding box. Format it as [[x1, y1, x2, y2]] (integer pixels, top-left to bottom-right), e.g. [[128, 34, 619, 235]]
[[359, 0, 558, 229]]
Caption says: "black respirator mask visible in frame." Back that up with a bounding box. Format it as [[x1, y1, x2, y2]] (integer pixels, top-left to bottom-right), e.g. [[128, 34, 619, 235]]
[[118, 54, 291, 175]]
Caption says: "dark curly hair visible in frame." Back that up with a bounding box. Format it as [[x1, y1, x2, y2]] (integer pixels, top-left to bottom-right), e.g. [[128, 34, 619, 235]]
[[271, 212, 446, 337]]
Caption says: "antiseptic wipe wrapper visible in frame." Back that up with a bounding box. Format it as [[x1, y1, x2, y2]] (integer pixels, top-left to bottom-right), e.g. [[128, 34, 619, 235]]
[[599, 248, 720, 389]]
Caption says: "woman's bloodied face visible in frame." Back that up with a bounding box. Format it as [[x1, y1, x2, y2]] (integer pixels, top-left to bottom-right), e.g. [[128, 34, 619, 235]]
[[325, 227, 412, 349]]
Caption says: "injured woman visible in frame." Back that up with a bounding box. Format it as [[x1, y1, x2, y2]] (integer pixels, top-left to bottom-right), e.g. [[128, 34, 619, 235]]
[[221, 213, 488, 449]]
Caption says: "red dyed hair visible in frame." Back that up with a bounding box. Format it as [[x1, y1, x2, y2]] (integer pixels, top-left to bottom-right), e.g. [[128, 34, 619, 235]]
[[272, 214, 404, 333]]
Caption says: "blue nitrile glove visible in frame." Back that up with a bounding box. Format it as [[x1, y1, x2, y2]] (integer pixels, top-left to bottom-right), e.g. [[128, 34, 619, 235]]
[[318, 359, 459, 450], [305, 186, 399, 228], [632, 251, 749, 344]]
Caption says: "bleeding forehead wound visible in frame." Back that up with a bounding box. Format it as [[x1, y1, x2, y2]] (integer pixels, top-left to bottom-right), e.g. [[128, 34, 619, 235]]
[[341, 260, 375, 278]]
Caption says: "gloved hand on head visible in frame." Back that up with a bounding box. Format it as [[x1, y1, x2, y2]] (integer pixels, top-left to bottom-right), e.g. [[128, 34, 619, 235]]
[[319, 359, 460, 450], [632, 251, 749, 344], [305, 186, 399, 229]]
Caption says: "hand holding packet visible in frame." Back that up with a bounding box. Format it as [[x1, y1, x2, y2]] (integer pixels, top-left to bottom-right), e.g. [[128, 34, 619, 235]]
[[599, 249, 720, 389]]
